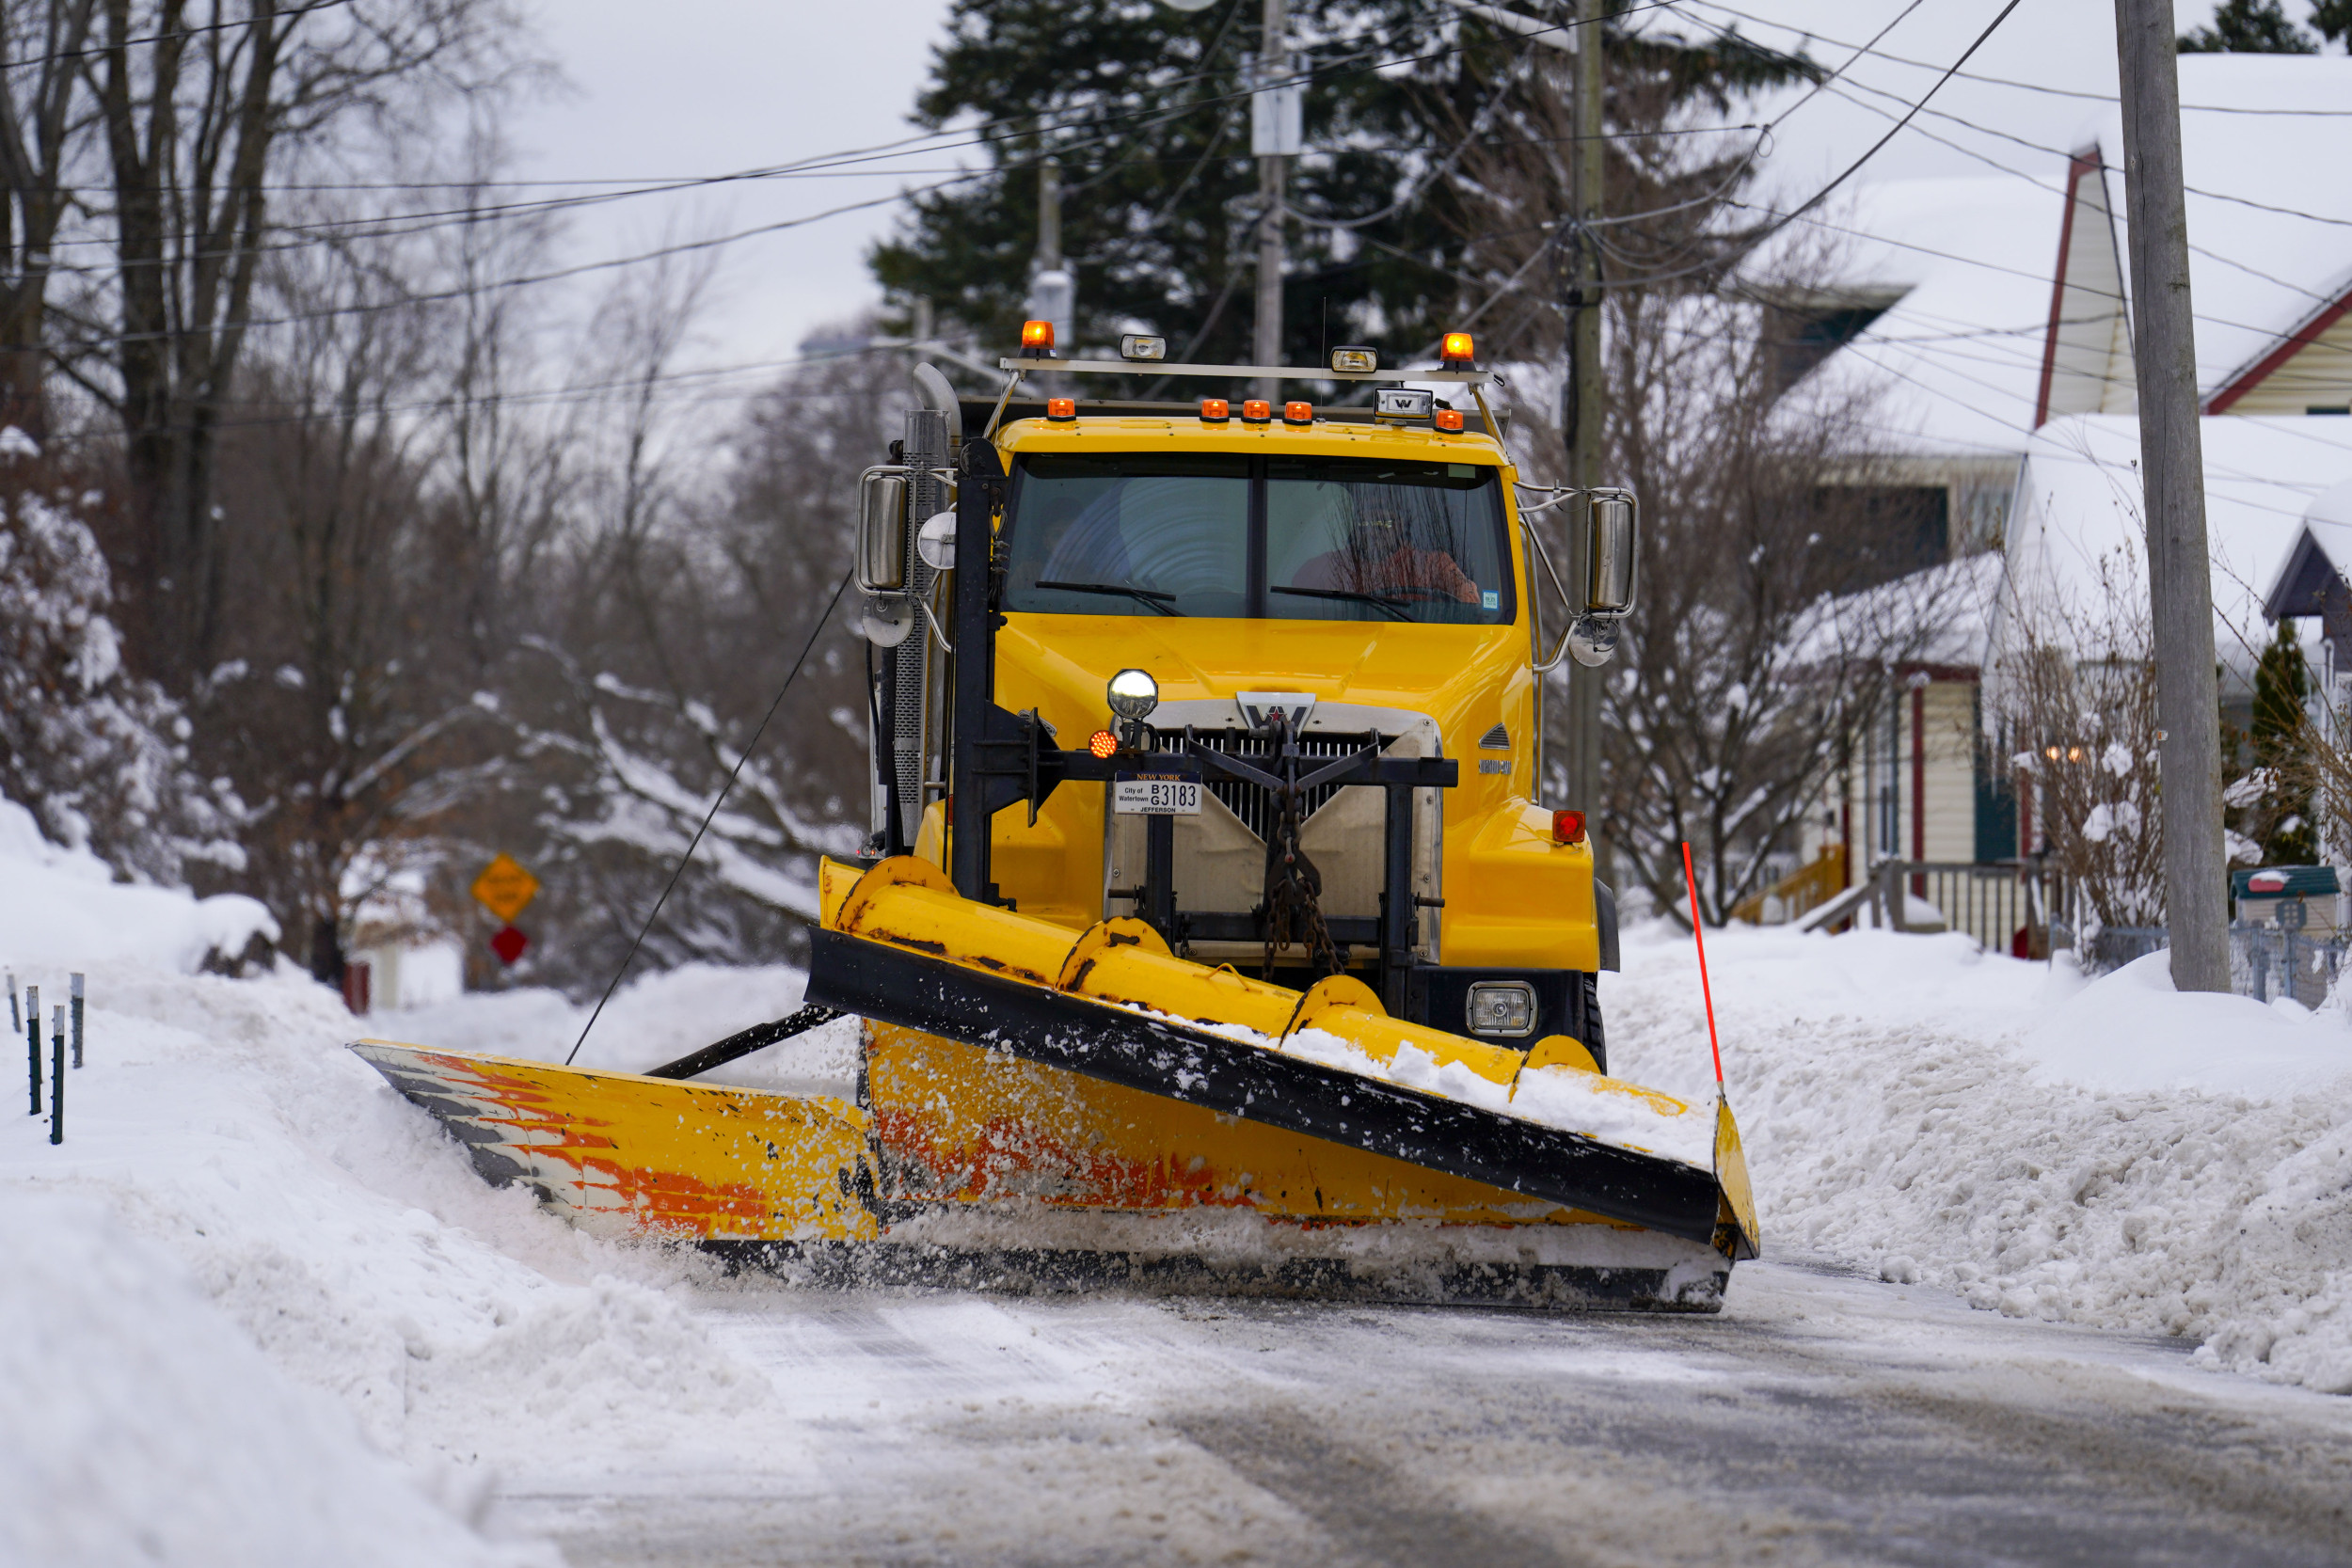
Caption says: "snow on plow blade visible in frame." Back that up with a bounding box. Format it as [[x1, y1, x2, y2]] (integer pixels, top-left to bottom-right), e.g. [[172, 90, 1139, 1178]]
[[808, 857, 1759, 1259]]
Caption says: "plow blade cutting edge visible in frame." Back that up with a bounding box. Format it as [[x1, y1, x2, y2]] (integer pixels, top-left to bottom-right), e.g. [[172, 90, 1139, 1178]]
[[804, 857, 1758, 1260]]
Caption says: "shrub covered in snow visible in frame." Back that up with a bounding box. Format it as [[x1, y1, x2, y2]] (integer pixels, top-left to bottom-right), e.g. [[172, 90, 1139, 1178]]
[[0, 431, 245, 885]]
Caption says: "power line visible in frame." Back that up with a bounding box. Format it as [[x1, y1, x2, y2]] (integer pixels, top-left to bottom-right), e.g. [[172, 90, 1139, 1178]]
[[1676, 0, 2352, 117]]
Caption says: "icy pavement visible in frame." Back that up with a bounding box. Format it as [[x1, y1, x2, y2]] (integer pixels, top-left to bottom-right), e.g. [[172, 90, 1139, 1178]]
[[501, 1258, 2352, 1568]]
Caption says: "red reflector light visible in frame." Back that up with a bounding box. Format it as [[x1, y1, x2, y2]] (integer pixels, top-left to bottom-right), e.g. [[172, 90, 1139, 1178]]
[[1241, 399, 1272, 423], [1551, 810, 1587, 845], [1021, 319, 1056, 354], [1046, 397, 1076, 421], [1283, 401, 1312, 425], [1200, 398, 1230, 422], [1434, 407, 1465, 433], [1088, 729, 1120, 759], [1440, 331, 1475, 363]]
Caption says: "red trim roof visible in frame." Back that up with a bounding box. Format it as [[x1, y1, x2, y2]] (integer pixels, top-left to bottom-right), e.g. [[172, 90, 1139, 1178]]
[[2034, 151, 2104, 431], [2206, 281, 2352, 414]]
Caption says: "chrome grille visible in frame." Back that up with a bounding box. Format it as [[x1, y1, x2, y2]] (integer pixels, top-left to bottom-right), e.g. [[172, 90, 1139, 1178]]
[[1184, 729, 1370, 842]]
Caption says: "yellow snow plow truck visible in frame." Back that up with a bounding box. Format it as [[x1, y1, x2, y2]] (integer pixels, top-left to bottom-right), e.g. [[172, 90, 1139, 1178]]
[[354, 327, 1758, 1309]]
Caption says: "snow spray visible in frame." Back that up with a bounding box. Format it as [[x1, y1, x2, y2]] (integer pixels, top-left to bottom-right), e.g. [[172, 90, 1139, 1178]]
[[24, 984, 37, 1115], [1680, 843, 1724, 1087], [48, 1006, 62, 1145], [71, 973, 83, 1069]]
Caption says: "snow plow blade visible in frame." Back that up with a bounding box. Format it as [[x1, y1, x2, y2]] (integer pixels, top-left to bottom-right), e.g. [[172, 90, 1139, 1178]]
[[807, 857, 1758, 1259], [348, 1041, 880, 1242]]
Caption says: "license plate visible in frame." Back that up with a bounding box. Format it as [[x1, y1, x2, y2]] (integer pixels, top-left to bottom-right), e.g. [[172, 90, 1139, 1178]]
[[1113, 775, 1201, 816]]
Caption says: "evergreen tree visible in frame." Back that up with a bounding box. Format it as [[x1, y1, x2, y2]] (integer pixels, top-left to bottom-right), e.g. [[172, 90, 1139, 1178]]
[[2179, 0, 2319, 53], [2250, 619, 2318, 864], [868, 1, 1809, 383]]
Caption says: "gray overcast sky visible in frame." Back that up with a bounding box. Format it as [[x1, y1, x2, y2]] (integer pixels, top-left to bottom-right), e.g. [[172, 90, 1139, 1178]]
[[502, 0, 2237, 392]]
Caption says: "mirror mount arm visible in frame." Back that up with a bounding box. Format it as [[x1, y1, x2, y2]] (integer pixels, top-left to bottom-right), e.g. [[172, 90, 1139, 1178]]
[[1525, 520, 1583, 673]]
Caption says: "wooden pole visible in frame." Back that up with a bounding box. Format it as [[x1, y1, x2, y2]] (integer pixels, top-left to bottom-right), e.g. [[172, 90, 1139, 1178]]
[[2113, 0, 2229, 991]]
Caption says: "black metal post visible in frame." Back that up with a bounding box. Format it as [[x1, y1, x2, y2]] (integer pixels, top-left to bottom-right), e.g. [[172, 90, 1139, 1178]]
[[48, 1006, 61, 1145], [24, 984, 37, 1116], [949, 440, 1007, 903], [1380, 784, 1416, 1012], [70, 973, 83, 1069], [1145, 811, 1176, 942], [7, 972, 17, 1035]]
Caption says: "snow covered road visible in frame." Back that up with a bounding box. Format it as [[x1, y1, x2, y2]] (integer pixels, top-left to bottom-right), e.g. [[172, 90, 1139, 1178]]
[[500, 1260, 2352, 1567]]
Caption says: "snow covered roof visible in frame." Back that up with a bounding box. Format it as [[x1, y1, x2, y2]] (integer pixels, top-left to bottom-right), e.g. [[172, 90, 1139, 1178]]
[[1781, 177, 2065, 459], [2260, 474, 2352, 623], [1788, 55, 2352, 456], [1996, 414, 2352, 693]]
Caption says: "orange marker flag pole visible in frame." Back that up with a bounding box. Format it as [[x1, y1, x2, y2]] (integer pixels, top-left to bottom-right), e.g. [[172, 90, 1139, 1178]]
[[1681, 841, 1725, 1088]]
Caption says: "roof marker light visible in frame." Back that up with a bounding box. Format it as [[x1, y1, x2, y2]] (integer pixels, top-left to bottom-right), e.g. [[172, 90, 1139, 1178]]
[[1046, 397, 1076, 421], [1282, 401, 1312, 425], [1200, 398, 1231, 422], [1434, 407, 1466, 433], [1241, 399, 1273, 424]]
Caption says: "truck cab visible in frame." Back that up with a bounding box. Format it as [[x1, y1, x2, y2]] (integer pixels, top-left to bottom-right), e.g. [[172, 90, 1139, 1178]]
[[857, 341, 1635, 1069]]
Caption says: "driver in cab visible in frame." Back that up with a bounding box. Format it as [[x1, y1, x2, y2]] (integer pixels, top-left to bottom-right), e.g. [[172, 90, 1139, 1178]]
[[1289, 517, 1480, 605]]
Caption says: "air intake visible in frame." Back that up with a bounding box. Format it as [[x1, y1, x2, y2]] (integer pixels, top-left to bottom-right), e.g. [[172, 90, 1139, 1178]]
[[1478, 722, 1510, 750]]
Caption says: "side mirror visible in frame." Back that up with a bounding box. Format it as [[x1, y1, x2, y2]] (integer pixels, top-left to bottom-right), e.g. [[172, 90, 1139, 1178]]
[[857, 470, 908, 594], [1584, 489, 1637, 615]]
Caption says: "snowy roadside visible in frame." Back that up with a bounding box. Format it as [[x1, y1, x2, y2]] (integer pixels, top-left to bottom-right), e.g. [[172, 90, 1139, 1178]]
[[0, 808, 819, 1565], [1605, 919, 2352, 1395]]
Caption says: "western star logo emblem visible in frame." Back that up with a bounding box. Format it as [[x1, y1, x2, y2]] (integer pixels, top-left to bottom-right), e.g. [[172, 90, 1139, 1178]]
[[1236, 691, 1316, 730]]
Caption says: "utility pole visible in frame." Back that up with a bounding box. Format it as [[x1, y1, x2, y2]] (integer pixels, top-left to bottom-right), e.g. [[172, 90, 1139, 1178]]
[[1026, 153, 1073, 394], [2113, 0, 2228, 991], [1562, 0, 1606, 862], [1252, 0, 1299, 395]]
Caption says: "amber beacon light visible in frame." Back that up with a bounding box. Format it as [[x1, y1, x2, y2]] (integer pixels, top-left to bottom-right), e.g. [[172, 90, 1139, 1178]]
[[1440, 331, 1476, 364], [1020, 319, 1057, 356]]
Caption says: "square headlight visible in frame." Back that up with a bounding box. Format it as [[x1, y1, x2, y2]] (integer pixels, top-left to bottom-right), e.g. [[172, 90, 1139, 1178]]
[[1330, 345, 1379, 374], [1466, 981, 1536, 1037], [1120, 334, 1168, 362]]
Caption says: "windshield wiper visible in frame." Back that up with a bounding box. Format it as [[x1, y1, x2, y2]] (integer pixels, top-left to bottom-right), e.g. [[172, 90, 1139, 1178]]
[[1272, 585, 1410, 622], [1034, 579, 1182, 616]]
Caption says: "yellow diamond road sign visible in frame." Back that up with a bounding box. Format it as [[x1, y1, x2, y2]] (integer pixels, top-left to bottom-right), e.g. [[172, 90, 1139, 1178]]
[[470, 854, 539, 924]]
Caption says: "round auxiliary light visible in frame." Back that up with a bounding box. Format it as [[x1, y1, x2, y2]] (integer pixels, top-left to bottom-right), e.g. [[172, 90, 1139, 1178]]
[[1106, 667, 1159, 722], [1088, 728, 1120, 760]]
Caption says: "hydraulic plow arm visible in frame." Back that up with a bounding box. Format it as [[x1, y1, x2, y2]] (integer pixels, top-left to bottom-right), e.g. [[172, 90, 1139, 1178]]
[[806, 857, 1759, 1259]]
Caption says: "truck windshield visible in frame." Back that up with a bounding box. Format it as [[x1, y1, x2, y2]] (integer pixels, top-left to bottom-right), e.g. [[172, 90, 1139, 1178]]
[[1002, 452, 1512, 625]]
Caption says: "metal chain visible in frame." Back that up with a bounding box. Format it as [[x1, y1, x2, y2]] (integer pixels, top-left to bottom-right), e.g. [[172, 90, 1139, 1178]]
[[1261, 717, 1342, 983]]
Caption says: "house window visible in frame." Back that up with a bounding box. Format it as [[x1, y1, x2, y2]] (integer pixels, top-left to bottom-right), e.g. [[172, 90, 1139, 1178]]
[[1812, 485, 1951, 594], [1771, 303, 1891, 397]]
